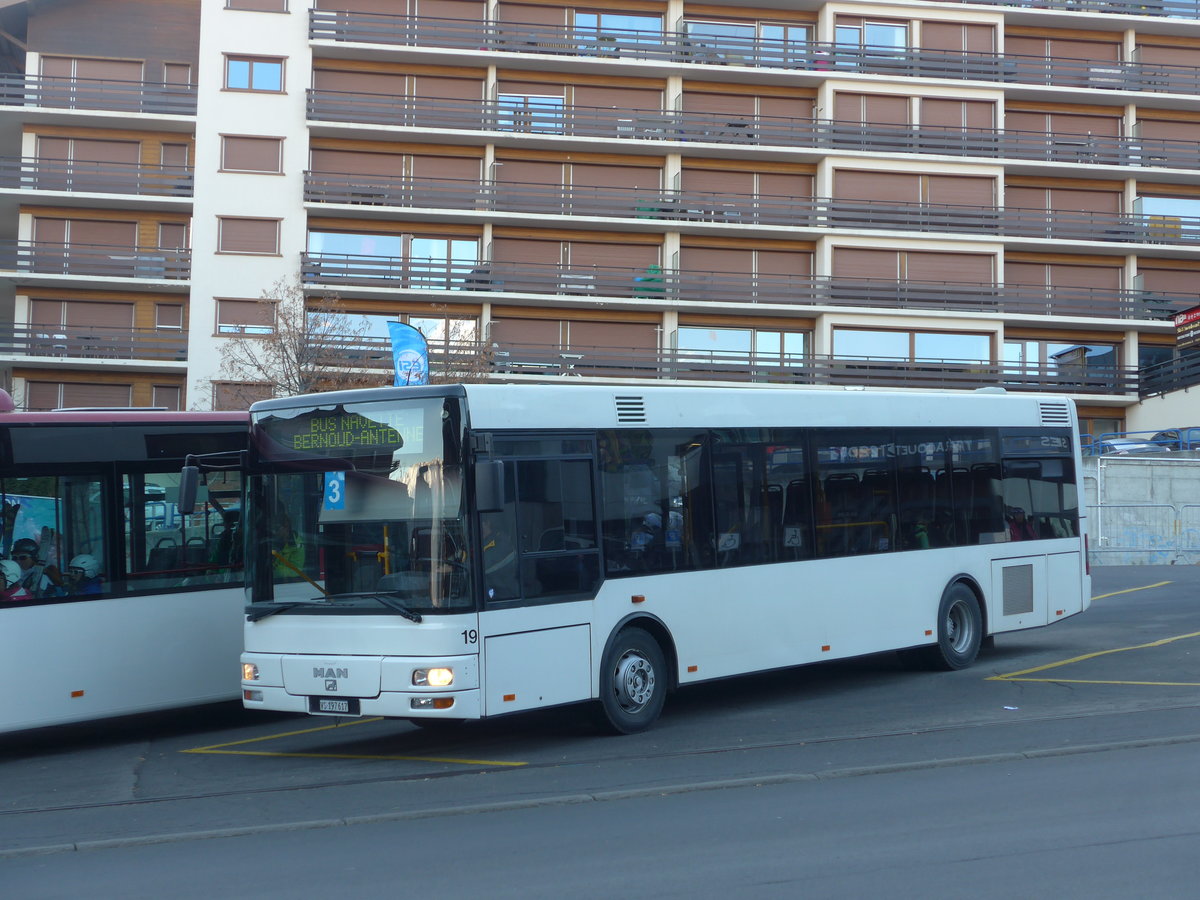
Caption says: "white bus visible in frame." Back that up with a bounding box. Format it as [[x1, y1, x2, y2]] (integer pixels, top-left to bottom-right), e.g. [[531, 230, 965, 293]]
[[0, 408, 247, 733], [237, 384, 1089, 734]]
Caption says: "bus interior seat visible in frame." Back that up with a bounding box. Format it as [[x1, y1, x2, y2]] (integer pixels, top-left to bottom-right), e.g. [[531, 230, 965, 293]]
[[147, 537, 179, 572], [184, 536, 209, 566]]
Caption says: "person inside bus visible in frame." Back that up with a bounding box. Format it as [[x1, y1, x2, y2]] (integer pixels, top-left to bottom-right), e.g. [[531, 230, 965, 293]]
[[1006, 506, 1040, 541], [10, 536, 63, 598], [272, 511, 306, 578], [63, 554, 102, 596], [1, 559, 33, 602], [480, 513, 519, 601]]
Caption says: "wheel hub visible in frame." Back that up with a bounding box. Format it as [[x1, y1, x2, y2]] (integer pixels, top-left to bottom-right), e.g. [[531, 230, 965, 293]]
[[615, 653, 655, 712]]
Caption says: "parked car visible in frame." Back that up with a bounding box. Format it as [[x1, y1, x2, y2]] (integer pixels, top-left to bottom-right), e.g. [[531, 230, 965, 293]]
[[1094, 437, 1168, 455], [1150, 427, 1200, 451]]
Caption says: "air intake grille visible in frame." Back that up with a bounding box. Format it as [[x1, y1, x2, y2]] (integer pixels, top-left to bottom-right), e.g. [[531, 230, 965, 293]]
[[615, 395, 646, 424], [1038, 401, 1072, 427], [1002, 564, 1035, 616]]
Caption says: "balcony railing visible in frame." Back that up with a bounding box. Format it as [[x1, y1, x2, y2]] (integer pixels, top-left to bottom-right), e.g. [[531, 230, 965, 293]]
[[0, 157, 193, 197], [304, 172, 1200, 248], [0, 241, 191, 280], [0, 73, 198, 116], [310, 11, 1200, 94], [300, 254, 1183, 322], [0, 323, 188, 362], [307, 92, 1200, 173], [318, 335, 1139, 395], [1139, 354, 1200, 396]]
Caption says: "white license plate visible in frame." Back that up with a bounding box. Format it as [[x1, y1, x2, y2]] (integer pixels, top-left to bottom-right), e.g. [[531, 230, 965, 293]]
[[317, 698, 349, 713]]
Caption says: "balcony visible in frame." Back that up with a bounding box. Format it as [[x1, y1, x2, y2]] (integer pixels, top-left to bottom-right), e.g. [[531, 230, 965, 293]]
[[300, 255, 1182, 322], [0, 323, 187, 362], [303, 173, 1200, 249], [0, 241, 190, 281], [316, 335, 1139, 396], [309, 11, 1200, 94], [0, 73, 197, 116], [0, 157, 193, 198], [306, 92, 1200, 173]]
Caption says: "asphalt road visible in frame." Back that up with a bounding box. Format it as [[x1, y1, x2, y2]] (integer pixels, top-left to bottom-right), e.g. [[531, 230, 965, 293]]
[[3, 566, 1199, 897]]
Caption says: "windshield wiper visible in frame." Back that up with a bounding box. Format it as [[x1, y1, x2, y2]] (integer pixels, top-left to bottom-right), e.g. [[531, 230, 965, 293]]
[[321, 592, 423, 623], [246, 601, 310, 622]]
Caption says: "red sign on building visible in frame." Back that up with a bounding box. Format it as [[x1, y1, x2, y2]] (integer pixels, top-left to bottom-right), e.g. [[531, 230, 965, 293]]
[[1174, 305, 1200, 350]]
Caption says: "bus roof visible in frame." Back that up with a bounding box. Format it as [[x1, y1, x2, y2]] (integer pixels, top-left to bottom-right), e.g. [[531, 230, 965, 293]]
[[249, 384, 1075, 433], [0, 410, 248, 426]]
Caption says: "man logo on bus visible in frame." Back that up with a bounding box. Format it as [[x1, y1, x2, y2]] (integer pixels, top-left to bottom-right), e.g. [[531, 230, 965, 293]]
[[314, 666, 348, 679], [326, 680, 338, 692]]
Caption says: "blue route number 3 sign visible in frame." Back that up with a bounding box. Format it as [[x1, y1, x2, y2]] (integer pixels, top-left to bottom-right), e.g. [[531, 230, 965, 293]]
[[324, 471, 346, 510]]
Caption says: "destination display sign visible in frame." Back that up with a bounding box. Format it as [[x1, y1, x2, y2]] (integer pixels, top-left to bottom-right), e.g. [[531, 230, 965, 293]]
[[256, 405, 425, 458]]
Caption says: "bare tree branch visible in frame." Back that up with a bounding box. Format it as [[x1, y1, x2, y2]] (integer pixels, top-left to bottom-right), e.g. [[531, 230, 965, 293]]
[[216, 278, 389, 400]]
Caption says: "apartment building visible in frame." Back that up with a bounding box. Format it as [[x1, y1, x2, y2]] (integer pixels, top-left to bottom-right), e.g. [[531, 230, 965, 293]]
[[0, 0, 1198, 434]]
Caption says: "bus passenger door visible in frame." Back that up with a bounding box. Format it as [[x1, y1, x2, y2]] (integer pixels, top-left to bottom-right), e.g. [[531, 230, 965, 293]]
[[476, 436, 601, 716]]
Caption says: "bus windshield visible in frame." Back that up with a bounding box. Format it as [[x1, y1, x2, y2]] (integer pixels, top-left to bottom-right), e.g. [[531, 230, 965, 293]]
[[248, 395, 472, 614]]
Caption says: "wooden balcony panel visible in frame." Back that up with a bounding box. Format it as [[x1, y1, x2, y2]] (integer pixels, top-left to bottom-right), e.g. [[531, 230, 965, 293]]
[[301, 254, 1184, 323], [307, 92, 1200, 176], [0, 241, 191, 280], [0, 324, 187, 362], [309, 331, 1139, 395], [0, 157, 193, 197], [309, 10, 1200, 95], [0, 74, 197, 116]]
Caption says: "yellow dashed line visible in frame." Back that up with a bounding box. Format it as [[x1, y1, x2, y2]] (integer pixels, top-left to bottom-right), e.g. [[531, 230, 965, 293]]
[[182, 716, 526, 767], [1091, 581, 1173, 601], [989, 577, 1198, 687]]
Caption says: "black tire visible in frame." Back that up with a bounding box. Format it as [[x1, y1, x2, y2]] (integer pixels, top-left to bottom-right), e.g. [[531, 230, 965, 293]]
[[919, 582, 983, 671], [594, 627, 667, 735]]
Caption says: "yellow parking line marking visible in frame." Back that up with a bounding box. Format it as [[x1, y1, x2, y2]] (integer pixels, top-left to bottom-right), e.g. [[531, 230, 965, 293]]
[[989, 678, 1200, 686], [184, 717, 386, 752], [989, 628, 1200, 682], [182, 717, 526, 767], [1091, 581, 1172, 601]]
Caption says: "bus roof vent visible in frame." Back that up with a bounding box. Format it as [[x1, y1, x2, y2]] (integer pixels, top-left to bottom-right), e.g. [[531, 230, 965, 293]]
[[614, 395, 646, 424], [1038, 401, 1072, 427]]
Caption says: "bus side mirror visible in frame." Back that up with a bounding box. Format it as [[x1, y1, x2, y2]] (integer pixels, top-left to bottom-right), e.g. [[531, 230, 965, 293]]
[[178, 463, 200, 515], [475, 460, 505, 513]]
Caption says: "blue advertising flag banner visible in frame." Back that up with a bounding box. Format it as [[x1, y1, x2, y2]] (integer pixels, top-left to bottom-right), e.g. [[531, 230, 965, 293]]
[[387, 322, 430, 386]]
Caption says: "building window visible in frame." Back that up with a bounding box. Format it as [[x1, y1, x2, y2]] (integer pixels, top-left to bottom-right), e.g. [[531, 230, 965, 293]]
[[213, 382, 272, 411], [225, 56, 284, 92], [163, 62, 192, 86], [835, 20, 909, 52], [218, 217, 280, 254], [156, 304, 183, 330], [227, 0, 288, 10], [834, 329, 990, 363], [152, 385, 182, 410], [217, 298, 275, 334], [307, 231, 478, 285], [1004, 340, 1118, 374], [221, 135, 283, 173], [158, 223, 188, 250], [26, 381, 132, 411], [678, 326, 807, 364], [497, 94, 563, 133]]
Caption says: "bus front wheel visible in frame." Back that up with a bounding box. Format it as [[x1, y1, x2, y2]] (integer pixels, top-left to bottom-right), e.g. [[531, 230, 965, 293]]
[[594, 627, 666, 735], [922, 582, 983, 671]]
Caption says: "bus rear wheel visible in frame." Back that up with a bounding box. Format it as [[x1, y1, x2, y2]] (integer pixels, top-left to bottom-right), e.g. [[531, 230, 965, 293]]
[[919, 582, 983, 671], [594, 627, 666, 735]]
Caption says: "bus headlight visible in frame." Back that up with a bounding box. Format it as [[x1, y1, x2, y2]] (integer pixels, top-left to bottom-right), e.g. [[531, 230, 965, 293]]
[[413, 667, 453, 687], [242, 663, 260, 681]]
